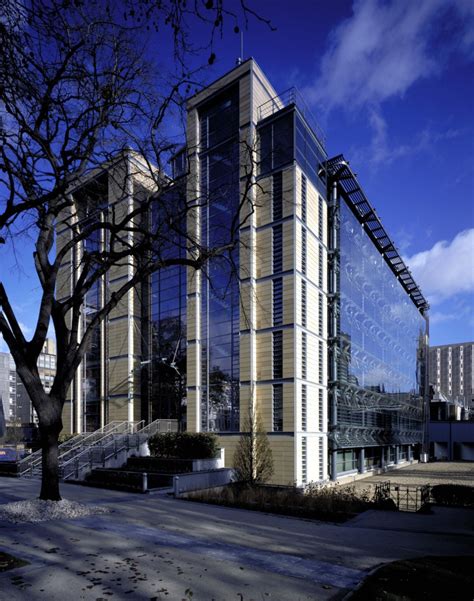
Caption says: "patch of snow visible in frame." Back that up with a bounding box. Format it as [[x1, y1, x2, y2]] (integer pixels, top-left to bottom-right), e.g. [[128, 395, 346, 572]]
[[0, 499, 110, 523]]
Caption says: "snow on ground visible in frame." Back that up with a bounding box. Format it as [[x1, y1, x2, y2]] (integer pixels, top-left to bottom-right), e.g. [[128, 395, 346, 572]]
[[0, 499, 110, 523]]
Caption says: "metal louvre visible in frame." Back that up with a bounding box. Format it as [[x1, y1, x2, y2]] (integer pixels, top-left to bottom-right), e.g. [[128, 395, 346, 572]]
[[325, 155, 429, 312]]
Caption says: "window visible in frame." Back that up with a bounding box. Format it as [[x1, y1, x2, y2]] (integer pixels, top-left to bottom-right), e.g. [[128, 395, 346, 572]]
[[301, 226, 307, 276], [301, 437, 307, 484], [318, 244, 323, 289], [273, 278, 283, 326], [301, 384, 307, 431], [318, 293, 323, 337], [318, 388, 324, 431], [318, 438, 324, 480], [272, 171, 283, 221], [273, 331, 283, 379], [301, 332, 307, 380], [318, 196, 323, 240], [301, 173, 307, 223], [273, 225, 283, 274], [259, 112, 294, 174], [301, 279, 307, 328], [273, 384, 283, 432], [319, 341, 323, 384]]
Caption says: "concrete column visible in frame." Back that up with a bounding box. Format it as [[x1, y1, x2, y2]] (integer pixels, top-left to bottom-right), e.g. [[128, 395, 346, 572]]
[[408, 445, 413, 462], [380, 447, 385, 470], [358, 448, 365, 474], [394, 445, 399, 464]]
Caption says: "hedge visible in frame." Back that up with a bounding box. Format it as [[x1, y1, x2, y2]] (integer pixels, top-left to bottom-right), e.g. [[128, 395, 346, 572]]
[[430, 484, 474, 507], [148, 432, 218, 460]]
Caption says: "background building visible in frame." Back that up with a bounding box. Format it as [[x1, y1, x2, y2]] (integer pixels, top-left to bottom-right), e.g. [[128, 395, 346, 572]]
[[0, 352, 16, 430], [429, 342, 473, 420]]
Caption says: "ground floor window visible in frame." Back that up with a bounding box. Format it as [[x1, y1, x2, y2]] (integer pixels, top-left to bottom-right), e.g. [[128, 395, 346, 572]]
[[336, 449, 357, 473]]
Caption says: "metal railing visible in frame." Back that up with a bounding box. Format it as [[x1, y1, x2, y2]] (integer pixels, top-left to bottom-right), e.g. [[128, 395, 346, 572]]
[[18, 420, 144, 478], [257, 87, 326, 148], [61, 419, 177, 481]]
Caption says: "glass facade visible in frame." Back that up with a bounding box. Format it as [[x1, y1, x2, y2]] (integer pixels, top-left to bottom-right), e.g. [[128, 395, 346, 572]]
[[258, 107, 326, 194], [199, 87, 240, 432], [145, 186, 187, 425], [336, 200, 427, 447]]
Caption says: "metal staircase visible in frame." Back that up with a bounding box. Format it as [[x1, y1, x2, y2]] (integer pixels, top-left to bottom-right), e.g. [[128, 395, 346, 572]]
[[18, 419, 176, 480]]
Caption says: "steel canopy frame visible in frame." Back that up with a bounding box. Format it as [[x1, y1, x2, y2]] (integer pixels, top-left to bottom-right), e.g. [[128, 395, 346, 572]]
[[325, 154, 429, 313]]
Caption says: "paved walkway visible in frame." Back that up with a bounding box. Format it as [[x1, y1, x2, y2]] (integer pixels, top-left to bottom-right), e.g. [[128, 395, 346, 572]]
[[0, 478, 473, 600]]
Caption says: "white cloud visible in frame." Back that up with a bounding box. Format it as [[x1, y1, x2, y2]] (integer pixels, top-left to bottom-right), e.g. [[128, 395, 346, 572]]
[[405, 229, 474, 304], [308, 0, 474, 111]]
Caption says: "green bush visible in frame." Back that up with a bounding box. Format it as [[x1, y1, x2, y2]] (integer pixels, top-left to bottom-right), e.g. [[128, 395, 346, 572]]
[[431, 484, 474, 507], [148, 432, 219, 460]]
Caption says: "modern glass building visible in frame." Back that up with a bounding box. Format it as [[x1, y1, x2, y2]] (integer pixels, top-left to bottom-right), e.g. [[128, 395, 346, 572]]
[[59, 58, 429, 486]]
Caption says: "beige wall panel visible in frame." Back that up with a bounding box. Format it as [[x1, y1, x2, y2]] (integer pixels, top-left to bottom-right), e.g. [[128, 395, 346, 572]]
[[268, 436, 295, 485], [239, 74, 251, 126], [240, 282, 253, 330], [255, 229, 271, 278], [108, 319, 129, 358], [186, 110, 197, 151], [255, 280, 272, 330], [256, 332, 272, 381], [61, 403, 73, 435], [307, 235, 319, 284], [256, 176, 271, 227], [56, 265, 72, 301], [186, 343, 198, 388], [238, 386, 252, 430], [108, 395, 129, 422], [307, 284, 319, 333], [108, 357, 131, 395], [239, 336, 251, 382], [239, 230, 251, 280], [187, 296, 197, 338], [256, 385, 272, 431], [186, 266, 199, 296], [251, 65, 279, 123], [186, 390, 198, 433]]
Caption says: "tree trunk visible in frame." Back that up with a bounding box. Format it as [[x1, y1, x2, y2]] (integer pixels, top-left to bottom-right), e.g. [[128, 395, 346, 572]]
[[38, 402, 63, 501]]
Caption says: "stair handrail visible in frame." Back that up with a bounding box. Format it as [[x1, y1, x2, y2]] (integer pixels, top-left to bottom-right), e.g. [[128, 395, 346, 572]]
[[18, 421, 134, 477]]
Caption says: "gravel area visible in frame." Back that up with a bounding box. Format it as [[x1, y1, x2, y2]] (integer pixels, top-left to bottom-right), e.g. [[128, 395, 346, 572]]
[[0, 499, 110, 523], [343, 461, 474, 491]]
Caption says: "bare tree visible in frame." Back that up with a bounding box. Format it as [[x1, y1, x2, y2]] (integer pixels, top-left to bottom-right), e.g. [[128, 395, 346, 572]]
[[0, 0, 268, 500], [233, 406, 274, 487]]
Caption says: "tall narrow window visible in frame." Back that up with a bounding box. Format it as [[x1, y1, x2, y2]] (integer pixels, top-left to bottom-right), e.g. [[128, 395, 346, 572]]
[[272, 171, 283, 221], [301, 173, 307, 223], [319, 340, 324, 384], [301, 384, 307, 432], [301, 226, 307, 276], [273, 277, 283, 326], [318, 244, 323, 289], [301, 279, 307, 328], [273, 384, 283, 432], [301, 332, 307, 380], [273, 330, 283, 379], [318, 293, 323, 337], [301, 437, 307, 484], [273, 225, 283, 274], [318, 438, 324, 480], [318, 388, 324, 432], [318, 196, 323, 240]]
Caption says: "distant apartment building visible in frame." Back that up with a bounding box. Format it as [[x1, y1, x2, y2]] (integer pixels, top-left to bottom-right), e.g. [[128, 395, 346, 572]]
[[58, 59, 429, 485], [0, 352, 16, 428], [429, 342, 473, 420]]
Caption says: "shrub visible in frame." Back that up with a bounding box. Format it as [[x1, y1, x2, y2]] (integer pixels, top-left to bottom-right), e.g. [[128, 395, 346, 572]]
[[148, 432, 219, 460], [431, 484, 474, 507]]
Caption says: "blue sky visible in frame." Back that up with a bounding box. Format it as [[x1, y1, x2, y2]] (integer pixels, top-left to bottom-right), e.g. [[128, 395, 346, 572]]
[[1, 0, 473, 349]]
